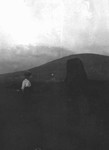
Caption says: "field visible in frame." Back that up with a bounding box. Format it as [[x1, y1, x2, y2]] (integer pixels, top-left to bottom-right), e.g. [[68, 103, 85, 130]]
[[0, 80, 109, 150]]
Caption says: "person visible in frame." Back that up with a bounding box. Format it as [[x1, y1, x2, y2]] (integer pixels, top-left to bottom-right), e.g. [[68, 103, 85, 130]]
[[21, 70, 32, 105]]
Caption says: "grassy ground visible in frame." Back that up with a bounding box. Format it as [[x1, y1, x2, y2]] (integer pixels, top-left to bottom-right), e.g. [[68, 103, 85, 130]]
[[0, 81, 109, 150]]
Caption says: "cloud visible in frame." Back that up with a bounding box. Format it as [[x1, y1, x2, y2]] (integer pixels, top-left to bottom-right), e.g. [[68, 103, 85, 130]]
[[0, 0, 109, 56]]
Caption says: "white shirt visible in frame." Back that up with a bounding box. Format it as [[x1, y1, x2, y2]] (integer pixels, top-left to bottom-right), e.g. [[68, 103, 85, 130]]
[[21, 79, 31, 90]]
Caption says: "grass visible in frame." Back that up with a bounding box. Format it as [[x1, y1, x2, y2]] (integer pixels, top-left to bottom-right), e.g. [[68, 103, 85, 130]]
[[0, 81, 108, 150]]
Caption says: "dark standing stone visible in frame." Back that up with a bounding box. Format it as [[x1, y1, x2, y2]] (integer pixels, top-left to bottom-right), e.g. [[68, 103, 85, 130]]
[[65, 58, 88, 96]]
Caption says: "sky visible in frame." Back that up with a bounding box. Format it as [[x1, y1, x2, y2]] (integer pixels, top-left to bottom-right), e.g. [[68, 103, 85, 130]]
[[0, 0, 109, 64]]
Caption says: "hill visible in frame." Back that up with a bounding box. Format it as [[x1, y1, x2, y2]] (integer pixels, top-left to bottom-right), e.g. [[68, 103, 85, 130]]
[[1, 53, 109, 87], [0, 46, 72, 74], [27, 53, 109, 81]]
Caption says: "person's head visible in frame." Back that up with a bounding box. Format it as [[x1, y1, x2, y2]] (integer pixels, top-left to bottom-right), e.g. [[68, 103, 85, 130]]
[[24, 70, 32, 79]]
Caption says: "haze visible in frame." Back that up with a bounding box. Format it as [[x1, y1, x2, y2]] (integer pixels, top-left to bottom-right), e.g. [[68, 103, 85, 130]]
[[0, 0, 109, 73]]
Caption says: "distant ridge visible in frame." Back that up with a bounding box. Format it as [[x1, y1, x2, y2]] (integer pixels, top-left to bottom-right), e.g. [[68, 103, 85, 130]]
[[27, 53, 109, 81], [1, 53, 109, 83]]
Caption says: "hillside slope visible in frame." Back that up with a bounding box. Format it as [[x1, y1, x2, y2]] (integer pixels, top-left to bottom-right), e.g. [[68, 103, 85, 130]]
[[30, 53, 109, 81], [1, 53, 109, 84]]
